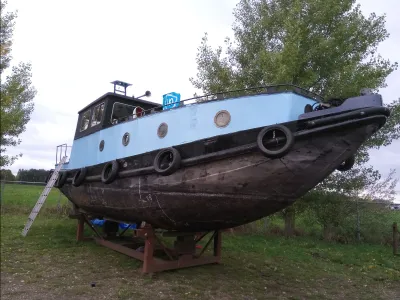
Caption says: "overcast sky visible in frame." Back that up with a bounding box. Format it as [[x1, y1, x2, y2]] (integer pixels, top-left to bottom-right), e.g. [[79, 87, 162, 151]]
[[4, 0, 400, 201]]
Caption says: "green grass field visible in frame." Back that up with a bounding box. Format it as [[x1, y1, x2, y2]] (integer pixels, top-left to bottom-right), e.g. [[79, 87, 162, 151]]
[[1, 183, 70, 209], [1, 184, 399, 299]]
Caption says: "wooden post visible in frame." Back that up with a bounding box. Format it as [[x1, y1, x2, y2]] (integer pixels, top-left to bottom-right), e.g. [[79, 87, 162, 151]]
[[214, 231, 222, 263], [0, 181, 5, 204], [142, 231, 155, 274], [284, 207, 295, 238], [76, 216, 84, 242], [393, 222, 398, 256]]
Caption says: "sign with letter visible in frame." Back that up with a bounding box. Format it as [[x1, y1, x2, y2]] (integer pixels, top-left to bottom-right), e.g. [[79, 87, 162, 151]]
[[162, 92, 181, 110]]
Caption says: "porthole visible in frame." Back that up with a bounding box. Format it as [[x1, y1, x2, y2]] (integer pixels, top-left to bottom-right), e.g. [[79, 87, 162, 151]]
[[157, 122, 168, 138], [214, 110, 231, 128], [99, 140, 105, 151], [122, 132, 130, 146]]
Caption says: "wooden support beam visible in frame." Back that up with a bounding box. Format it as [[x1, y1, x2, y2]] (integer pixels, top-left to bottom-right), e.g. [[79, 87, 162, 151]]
[[76, 216, 84, 242], [214, 230, 222, 262]]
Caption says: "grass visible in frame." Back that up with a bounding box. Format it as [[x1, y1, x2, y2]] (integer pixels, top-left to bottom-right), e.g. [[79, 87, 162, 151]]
[[1, 184, 70, 211], [1, 184, 399, 299]]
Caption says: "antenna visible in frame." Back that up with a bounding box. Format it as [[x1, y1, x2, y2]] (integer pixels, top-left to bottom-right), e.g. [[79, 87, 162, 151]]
[[111, 80, 132, 96]]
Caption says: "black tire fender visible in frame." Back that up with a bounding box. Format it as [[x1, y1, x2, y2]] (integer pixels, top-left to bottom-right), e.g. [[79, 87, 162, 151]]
[[257, 125, 294, 158], [154, 147, 181, 176], [55, 171, 68, 188], [304, 104, 313, 113], [101, 160, 119, 184], [336, 154, 355, 172], [72, 167, 87, 187]]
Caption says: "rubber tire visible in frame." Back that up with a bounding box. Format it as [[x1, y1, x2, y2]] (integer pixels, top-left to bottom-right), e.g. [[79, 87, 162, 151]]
[[336, 155, 355, 172], [154, 147, 181, 176], [304, 104, 313, 113], [72, 167, 87, 187], [101, 160, 119, 184], [55, 171, 68, 188], [257, 125, 294, 158]]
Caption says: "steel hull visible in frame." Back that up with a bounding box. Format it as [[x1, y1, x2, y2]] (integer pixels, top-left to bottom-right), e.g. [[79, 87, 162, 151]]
[[60, 122, 378, 231]]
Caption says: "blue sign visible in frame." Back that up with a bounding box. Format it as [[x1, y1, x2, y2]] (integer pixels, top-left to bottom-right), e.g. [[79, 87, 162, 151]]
[[162, 92, 181, 110]]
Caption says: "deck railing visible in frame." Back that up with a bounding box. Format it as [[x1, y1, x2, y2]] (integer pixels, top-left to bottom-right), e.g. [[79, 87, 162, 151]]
[[56, 144, 72, 165], [180, 84, 323, 105], [118, 84, 324, 123]]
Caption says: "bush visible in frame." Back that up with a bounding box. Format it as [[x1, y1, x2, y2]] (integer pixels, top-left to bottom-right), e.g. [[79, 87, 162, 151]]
[[232, 193, 400, 246]]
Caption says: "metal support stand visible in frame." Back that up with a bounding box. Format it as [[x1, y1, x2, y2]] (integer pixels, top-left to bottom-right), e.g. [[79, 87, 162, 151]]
[[72, 213, 222, 274]]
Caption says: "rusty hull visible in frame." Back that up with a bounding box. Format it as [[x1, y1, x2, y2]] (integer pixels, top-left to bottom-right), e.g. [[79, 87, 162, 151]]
[[60, 123, 377, 231]]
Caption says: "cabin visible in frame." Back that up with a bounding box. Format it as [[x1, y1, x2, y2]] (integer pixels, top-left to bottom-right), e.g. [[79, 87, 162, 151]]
[[74, 81, 161, 140]]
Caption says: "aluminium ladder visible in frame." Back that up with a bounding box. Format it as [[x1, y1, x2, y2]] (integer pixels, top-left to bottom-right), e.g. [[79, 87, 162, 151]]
[[21, 156, 68, 237]]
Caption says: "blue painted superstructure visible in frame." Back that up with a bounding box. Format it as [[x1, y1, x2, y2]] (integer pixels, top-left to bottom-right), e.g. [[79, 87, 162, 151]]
[[63, 92, 316, 170]]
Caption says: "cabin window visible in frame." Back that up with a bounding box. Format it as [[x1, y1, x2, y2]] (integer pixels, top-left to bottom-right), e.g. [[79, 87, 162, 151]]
[[91, 102, 105, 126], [80, 110, 91, 131], [111, 102, 136, 124]]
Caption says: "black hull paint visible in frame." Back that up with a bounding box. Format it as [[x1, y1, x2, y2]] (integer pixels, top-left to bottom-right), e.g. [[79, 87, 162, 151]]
[[60, 121, 380, 231]]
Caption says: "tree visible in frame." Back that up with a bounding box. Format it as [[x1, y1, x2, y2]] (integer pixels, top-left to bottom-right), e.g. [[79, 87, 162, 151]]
[[359, 98, 400, 163], [190, 0, 399, 177], [299, 191, 357, 241], [0, 169, 15, 181], [0, 1, 36, 167], [362, 169, 398, 202], [16, 169, 50, 182], [190, 0, 400, 240], [297, 169, 398, 242], [190, 0, 397, 98], [319, 165, 398, 201]]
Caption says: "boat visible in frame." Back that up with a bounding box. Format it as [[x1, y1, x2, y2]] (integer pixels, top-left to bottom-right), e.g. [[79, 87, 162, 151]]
[[51, 81, 390, 232]]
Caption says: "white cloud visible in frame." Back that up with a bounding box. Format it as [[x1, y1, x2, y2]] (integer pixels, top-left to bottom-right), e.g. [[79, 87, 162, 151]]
[[4, 0, 400, 201]]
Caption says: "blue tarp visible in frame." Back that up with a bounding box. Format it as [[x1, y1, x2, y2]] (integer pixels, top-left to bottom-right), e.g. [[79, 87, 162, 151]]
[[91, 219, 137, 229]]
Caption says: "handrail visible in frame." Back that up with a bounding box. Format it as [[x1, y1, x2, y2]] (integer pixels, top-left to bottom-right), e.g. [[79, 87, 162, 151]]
[[115, 84, 323, 123], [181, 84, 323, 104], [56, 144, 72, 165]]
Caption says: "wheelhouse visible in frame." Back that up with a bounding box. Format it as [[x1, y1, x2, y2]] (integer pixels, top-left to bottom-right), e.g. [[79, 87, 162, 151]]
[[74, 92, 161, 140]]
